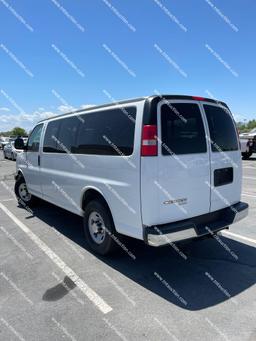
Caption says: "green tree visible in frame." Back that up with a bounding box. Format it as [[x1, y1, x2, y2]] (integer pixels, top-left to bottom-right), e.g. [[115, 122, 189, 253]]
[[11, 127, 27, 136], [236, 119, 256, 133], [0, 130, 11, 137]]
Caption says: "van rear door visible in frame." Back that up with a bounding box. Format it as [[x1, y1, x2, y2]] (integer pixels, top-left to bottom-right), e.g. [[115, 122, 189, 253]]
[[148, 100, 211, 225], [202, 103, 242, 212]]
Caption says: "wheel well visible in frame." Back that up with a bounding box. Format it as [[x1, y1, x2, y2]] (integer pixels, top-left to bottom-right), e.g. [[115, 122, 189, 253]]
[[16, 170, 25, 180], [81, 189, 116, 228], [82, 189, 110, 211]]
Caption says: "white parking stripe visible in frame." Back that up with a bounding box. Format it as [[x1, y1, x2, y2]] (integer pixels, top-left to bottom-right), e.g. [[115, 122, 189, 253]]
[[222, 231, 256, 245], [243, 177, 256, 180], [243, 166, 256, 169], [242, 193, 256, 198], [0, 203, 112, 314]]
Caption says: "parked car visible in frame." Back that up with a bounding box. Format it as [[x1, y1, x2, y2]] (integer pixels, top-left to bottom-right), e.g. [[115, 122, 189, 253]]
[[0, 136, 5, 147], [239, 128, 256, 159], [3, 141, 23, 160], [14, 95, 248, 255], [0, 136, 9, 149]]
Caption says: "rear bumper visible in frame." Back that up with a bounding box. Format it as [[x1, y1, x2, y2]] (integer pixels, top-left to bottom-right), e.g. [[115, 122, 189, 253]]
[[144, 201, 248, 247]]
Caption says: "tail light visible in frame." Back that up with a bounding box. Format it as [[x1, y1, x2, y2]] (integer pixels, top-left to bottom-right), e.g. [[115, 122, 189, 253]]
[[141, 125, 158, 156]]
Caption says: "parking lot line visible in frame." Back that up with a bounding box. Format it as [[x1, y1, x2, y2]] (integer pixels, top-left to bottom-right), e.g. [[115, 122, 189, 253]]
[[243, 166, 256, 169], [222, 230, 256, 245], [243, 177, 256, 180], [0, 203, 112, 315], [242, 193, 256, 198], [0, 198, 15, 202]]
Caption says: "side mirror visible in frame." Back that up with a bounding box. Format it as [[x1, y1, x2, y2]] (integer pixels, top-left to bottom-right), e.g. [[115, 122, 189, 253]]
[[14, 139, 25, 150]]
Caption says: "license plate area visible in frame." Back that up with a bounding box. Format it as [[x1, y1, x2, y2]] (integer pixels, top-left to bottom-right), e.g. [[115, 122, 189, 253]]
[[214, 167, 233, 187]]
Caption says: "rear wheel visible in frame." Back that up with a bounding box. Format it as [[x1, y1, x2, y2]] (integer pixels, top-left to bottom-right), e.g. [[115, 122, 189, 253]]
[[83, 200, 118, 255], [242, 151, 252, 160], [14, 175, 38, 207]]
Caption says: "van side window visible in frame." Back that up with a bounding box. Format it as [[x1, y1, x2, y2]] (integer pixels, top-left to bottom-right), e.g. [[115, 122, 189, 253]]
[[43, 120, 60, 153], [57, 117, 80, 153], [76, 107, 136, 155], [204, 105, 238, 152], [161, 103, 207, 155], [27, 124, 43, 152]]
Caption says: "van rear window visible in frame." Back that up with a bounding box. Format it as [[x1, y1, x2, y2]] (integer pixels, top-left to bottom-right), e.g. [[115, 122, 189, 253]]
[[161, 103, 207, 155], [204, 105, 238, 152]]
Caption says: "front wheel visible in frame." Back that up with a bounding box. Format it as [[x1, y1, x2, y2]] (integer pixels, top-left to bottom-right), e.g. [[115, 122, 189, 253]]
[[14, 175, 38, 207], [83, 200, 118, 255]]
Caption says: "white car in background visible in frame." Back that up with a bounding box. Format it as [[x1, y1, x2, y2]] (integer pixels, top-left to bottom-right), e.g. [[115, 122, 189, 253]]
[[239, 128, 256, 159], [0, 136, 9, 149], [3, 141, 23, 160]]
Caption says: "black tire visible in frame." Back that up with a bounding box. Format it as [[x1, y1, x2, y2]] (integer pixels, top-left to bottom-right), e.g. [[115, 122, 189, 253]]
[[83, 200, 118, 255], [242, 152, 252, 160], [14, 175, 38, 208], [11, 153, 15, 161]]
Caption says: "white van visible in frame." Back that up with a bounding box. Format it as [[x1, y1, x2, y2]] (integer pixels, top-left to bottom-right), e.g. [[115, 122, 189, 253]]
[[15, 95, 248, 255]]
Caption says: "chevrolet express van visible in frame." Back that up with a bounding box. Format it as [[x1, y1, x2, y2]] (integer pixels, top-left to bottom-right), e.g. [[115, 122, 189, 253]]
[[15, 95, 248, 255]]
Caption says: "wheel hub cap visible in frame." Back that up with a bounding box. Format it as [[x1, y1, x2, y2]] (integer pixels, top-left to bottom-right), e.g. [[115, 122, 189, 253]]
[[88, 211, 106, 244], [18, 183, 31, 202]]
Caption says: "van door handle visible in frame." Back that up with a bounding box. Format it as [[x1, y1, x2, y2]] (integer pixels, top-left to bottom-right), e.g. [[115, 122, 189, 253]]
[[38, 155, 40, 166]]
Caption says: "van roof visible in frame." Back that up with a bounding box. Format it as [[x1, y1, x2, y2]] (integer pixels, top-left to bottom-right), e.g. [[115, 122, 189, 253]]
[[38, 94, 228, 123]]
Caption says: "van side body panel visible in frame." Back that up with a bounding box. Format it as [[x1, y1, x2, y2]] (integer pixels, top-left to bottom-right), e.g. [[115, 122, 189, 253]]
[[39, 101, 145, 240]]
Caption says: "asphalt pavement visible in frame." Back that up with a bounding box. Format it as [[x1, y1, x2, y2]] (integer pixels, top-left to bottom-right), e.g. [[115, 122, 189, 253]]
[[0, 151, 256, 341]]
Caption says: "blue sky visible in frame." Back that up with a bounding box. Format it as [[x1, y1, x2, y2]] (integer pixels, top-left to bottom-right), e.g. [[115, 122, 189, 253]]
[[0, 0, 255, 131]]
